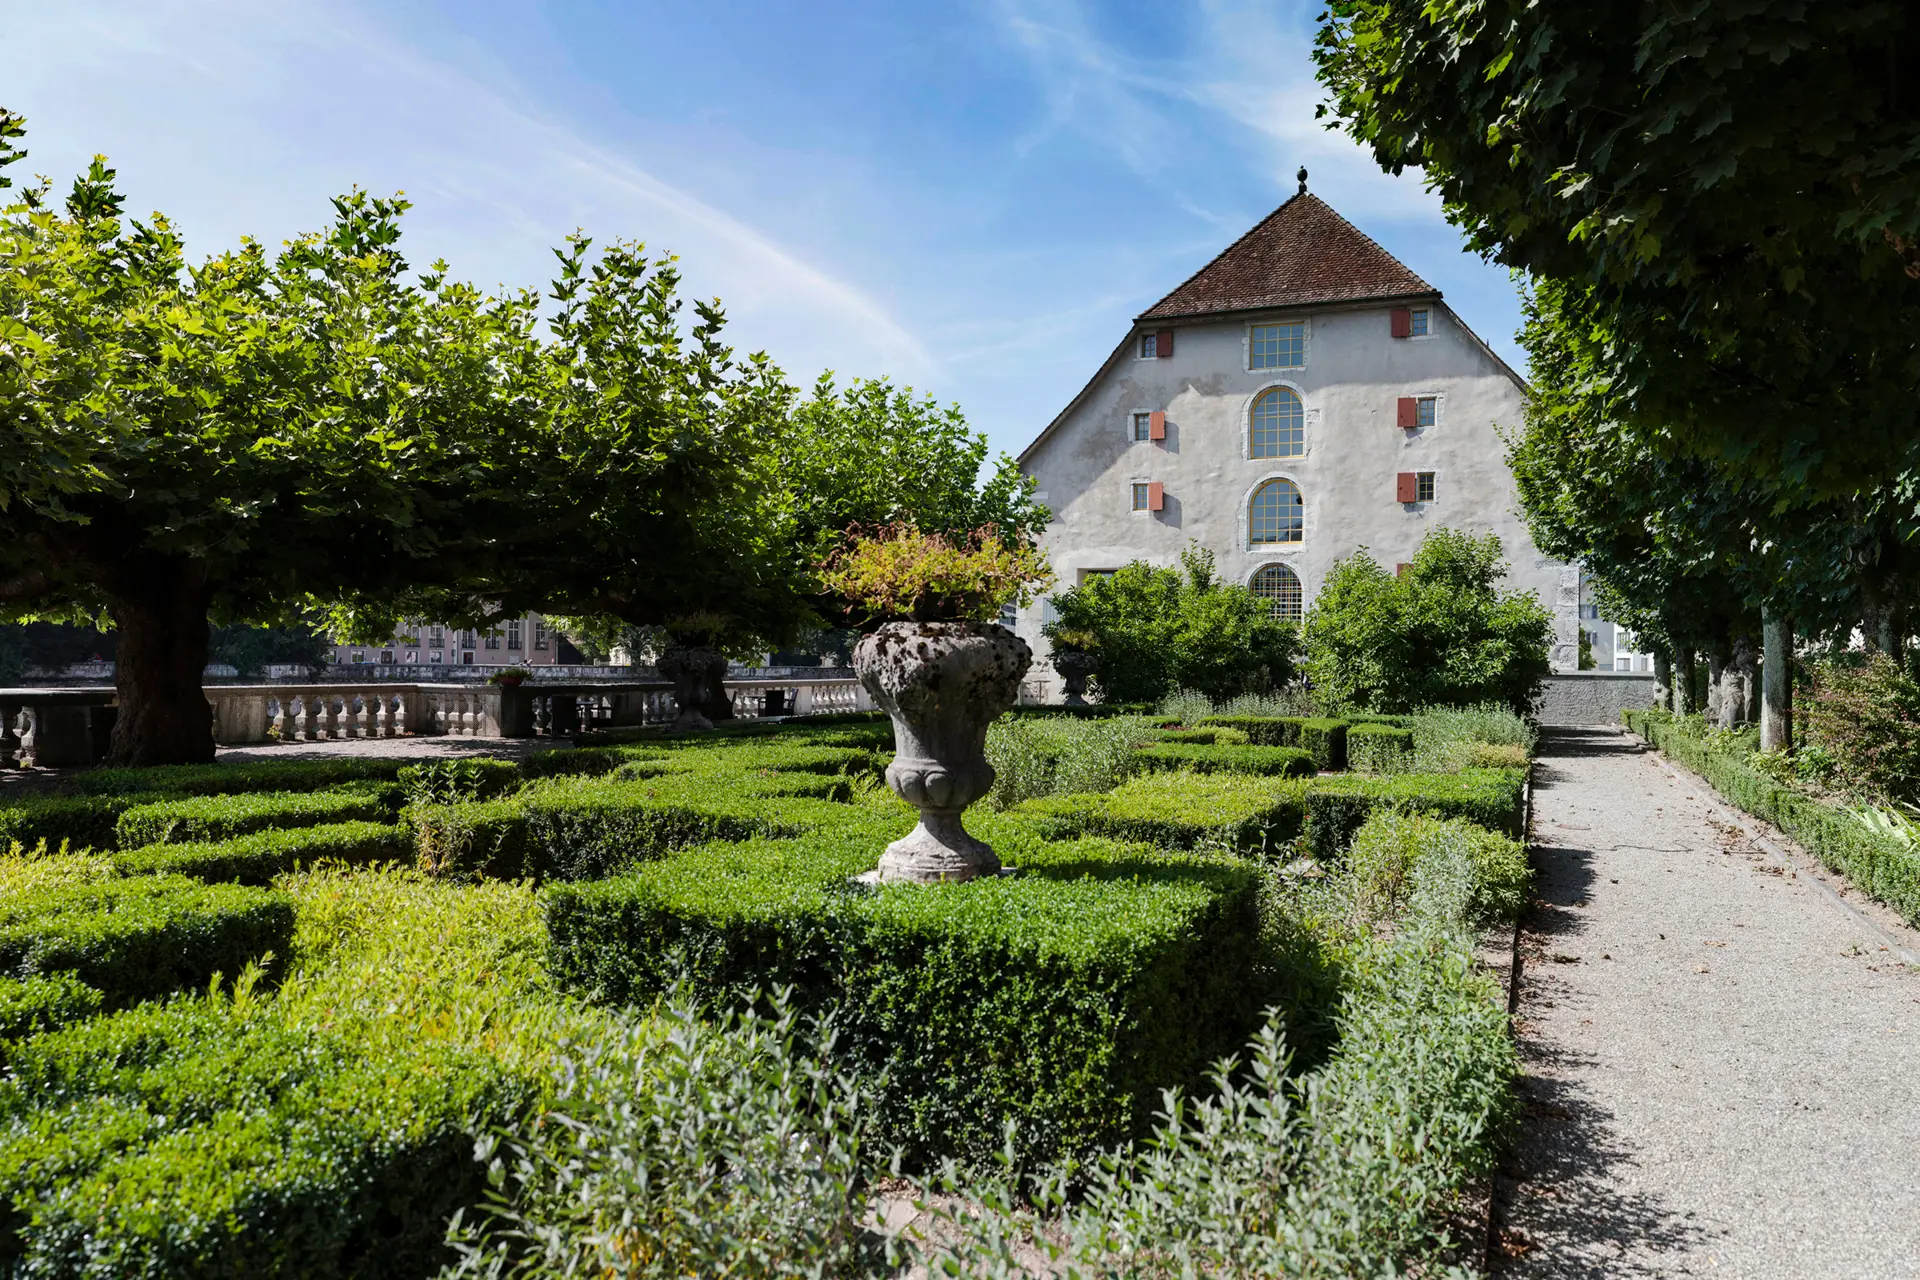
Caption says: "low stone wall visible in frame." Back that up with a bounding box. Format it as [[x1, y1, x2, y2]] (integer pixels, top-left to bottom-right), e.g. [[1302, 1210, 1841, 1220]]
[[1535, 672, 1660, 726]]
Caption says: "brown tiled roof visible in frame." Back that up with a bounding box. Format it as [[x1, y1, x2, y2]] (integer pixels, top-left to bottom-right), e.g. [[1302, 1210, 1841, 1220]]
[[1137, 192, 1435, 321]]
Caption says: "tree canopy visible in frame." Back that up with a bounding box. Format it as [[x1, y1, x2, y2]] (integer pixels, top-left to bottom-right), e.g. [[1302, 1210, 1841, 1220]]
[[1314, 1, 1920, 499]]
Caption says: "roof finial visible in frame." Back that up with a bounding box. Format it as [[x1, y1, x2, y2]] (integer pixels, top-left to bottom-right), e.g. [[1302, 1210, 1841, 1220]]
[[1297, 166, 1308, 195]]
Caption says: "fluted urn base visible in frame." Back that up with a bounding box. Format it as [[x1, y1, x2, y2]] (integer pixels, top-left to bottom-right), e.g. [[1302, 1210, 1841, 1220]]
[[854, 620, 1032, 884]]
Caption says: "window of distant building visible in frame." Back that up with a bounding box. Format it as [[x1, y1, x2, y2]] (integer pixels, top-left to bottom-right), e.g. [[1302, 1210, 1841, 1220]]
[[459, 630, 477, 649], [351, 651, 365, 664], [484, 631, 501, 650], [404, 650, 417, 663], [429, 626, 445, 649], [1132, 482, 1151, 511], [1409, 307, 1430, 337], [379, 649, 394, 664], [1416, 396, 1437, 428], [1250, 563, 1304, 621], [1139, 333, 1158, 358], [1249, 387, 1304, 459], [507, 619, 523, 651], [1249, 321, 1305, 370], [429, 651, 444, 664], [534, 620, 549, 651], [1416, 471, 1436, 503], [1248, 479, 1304, 545], [1132, 412, 1153, 442]]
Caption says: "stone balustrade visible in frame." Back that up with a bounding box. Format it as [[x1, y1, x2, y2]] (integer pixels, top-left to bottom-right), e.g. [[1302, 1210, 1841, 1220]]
[[1, 676, 874, 765]]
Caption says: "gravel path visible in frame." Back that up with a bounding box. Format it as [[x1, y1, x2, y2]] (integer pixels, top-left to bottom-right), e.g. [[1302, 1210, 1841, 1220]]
[[1499, 727, 1920, 1278]]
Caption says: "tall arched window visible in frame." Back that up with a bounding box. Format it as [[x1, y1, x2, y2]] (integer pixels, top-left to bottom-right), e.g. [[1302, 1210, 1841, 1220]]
[[1248, 479, 1304, 545], [1250, 563, 1303, 620], [1250, 387, 1303, 458]]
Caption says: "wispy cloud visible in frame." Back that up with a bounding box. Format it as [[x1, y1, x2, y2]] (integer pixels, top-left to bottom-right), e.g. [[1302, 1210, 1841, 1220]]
[[0, 0, 935, 378]]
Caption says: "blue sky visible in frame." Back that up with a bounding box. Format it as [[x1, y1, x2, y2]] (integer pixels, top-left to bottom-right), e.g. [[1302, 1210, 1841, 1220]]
[[0, 0, 1525, 462]]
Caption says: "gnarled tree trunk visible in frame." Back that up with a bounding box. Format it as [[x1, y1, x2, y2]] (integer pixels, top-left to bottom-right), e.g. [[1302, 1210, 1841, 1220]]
[[106, 559, 215, 766]]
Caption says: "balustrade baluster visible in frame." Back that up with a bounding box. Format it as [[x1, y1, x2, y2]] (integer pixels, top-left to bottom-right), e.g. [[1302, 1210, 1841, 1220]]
[[374, 692, 392, 738], [320, 693, 340, 740], [533, 696, 551, 736], [18, 708, 37, 767], [0, 706, 20, 768]]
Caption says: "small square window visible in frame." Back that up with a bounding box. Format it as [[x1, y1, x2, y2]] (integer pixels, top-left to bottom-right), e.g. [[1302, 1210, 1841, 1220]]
[[1415, 396, 1437, 428], [1140, 334, 1158, 358], [1131, 482, 1151, 511], [351, 651, 365, 664], [1409, 307, 1430, 337], [379, 650, 394, 664], [1081, 568, 1118, 584], [429, 651, 444, 664], [1416, 472, 1436, 502], [1132, 412, 1153, 441], [405, 650, 417, 663], [1249, 321, 1305, 369]]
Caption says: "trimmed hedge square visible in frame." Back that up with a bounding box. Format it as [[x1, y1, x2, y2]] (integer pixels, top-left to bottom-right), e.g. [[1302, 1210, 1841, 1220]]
[[65, 758, 408, 798], [0, 998, 525, 1278], [1134, 743, 1317, 778], [0, 793, 178, 854], [1304, 768, 1527, 860], [0, 877, 294, 1007], [115, 788, 394, 850], [111, 822, 413, 885], [0, 974, 102, 1046], [1197, 716, 1350, 770], [1346, 723, 1415, 773], [1012, 771, 1308, 856], [542, 829, 1267, 1170]]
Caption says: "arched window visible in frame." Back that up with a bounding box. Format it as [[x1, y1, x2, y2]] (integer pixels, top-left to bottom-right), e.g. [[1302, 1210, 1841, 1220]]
[[1248, 479, 1304, 545], [1250, 563, 1303, 621], [1250, 387, 1303, 458]]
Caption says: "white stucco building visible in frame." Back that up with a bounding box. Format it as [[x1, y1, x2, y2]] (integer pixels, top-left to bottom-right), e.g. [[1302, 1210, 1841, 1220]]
[[1012, 186, 1577, 697]]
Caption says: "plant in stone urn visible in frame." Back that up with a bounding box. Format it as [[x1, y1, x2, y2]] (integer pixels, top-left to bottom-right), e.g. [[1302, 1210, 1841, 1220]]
[[821, 523, 1053, 882], [656, 612, 734, 732], [1046, 627, 1100, 706]]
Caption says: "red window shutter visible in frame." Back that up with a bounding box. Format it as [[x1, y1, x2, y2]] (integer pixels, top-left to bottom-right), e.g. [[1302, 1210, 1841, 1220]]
[[1395, 562, 1409, 577], [1156, 328, 1174, 357], [1396, 472, 1419, 503], [1149, 410, 1166, 441], [1396, 397, 1417, 428], [1390, 307, 1412, 338], [1147, 481, 1164, 512]]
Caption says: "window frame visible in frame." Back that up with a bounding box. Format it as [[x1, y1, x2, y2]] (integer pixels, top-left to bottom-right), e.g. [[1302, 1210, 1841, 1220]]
[[1415, 471, 1436, 503], [1247, 562, 1305, 621], [1247, 318, 1308, 371], [1243, 474, 1306, 548], [1131, 411, 1153, 442], [1138, 333, 1158, 359], [1247, 384, 1306, 460], [1408, 306, 1432, 338], [1130, 481, 1152, 513]]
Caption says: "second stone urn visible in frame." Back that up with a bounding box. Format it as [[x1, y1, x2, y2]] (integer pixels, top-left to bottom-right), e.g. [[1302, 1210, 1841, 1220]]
[[1051, 649, 1096, 706], [657, 646, 728, 732], [854, 620, 1032, 883]]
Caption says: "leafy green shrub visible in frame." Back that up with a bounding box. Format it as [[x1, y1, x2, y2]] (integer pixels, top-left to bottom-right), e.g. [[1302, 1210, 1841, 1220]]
[[818, 520, 1052, 621], [918, 925, 1517, 1277], [1407, 702, 1537, 771], [1628, 708, 1920, 924], [1303, 529, 1552, 714], [1155, 726, 1250, 746], [1347, 723, 1415, 775], [1803, 654, 1920, 806], [542, 831, 1268, 1170], [111, 821, 412, 885], [1304, 769, 1528, 861], [1042, 548, 1298, 702], [1156, 688, 1214, 727], [115, 788, 392, 849], [0, 990, 526, 1278], [65, 757, 408, 797], [984, 714, 1148, 809], [0, 973, 102, 1044], [1013, 772, 1308, 857], [1134, 743, 1316, 778], [0, 876, 293, 1006], [517, 744, 632, 779], [0, 792, 176, 853], [1346, 810, 1531, 928], [397, 758, 523, 805], [444, 998, 872, 1279], [1217, 689, 1318, 718]]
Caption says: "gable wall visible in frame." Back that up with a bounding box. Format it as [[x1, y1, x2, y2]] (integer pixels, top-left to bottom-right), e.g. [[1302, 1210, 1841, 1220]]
[[1015, 302, 1577, 694]]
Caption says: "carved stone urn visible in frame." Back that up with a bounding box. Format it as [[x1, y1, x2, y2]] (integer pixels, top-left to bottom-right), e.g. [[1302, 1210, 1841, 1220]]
[[657, 646, 728, 732], [1051, 649, 1096, 706], [854, 621, 1032, 883]]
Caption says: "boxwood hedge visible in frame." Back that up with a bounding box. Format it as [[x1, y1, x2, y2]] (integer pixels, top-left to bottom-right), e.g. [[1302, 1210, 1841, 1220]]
[[0, 973, 102, 1046], [1134, 743, 1317, 778], [116, 788, 394, 850], [0, 997, 526, 1278], [1197, 715, 1350, 770], [542, 828, 1268, 1170], [1304, 768, 1527, 861], [0, 793, 178, 853], [1013, 772, 1308, 856], [111, 821, 413, 885], [65, 757, 408, 798], [0, 877, 293, 1006]]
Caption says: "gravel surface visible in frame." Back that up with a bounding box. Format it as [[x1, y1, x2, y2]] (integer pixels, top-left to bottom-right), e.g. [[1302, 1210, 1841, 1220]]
[[1499, 727, 1920, 1278]]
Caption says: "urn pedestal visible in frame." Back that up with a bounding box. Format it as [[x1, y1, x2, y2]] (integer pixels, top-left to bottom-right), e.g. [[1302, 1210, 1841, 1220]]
[[657, 646, 728, 732], [1051, 650, 1096, 706], [853, 621, 1032, 883]]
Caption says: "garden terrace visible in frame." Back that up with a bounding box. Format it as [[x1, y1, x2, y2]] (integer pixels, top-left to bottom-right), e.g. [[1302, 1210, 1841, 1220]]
[[0, 706, 1535, 1275]]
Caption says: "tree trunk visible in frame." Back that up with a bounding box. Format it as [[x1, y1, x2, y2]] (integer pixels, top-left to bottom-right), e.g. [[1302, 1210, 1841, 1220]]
[[1653, 650, 1672, 711], [1726, 634, 1758, 728], [107, 562, 215, 766], [1674, 646, 1698, 715], [702, 667, 737, 722], [1761, 613, 1792, 753], [1705, 652, 1727, 727]]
